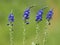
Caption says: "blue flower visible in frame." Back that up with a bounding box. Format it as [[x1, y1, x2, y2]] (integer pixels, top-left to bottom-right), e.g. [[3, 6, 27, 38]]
[[8, 13, 14, 22], [23, 6, 35, 20], [35, 7, 48, 22], [23, 8, 30, 24], [23, 8, 30, 19], [36, 9, 43, 22], [46, 9, 53, 21]]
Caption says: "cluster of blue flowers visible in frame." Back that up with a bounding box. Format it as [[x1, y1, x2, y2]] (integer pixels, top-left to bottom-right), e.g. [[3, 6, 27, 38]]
[[7, 7, 53, 25], [23, 8, 30, 24], [23, 6, 35, 24], [8, 13, 14, 22], [7, 12, 14, 26], [35, 6, 48, 23], [35, 9, 43, 22], [46, 9, 53, 21], [23, 8, 30, 19], [23, 7, 53, 24], [23, 6, 34, 20]]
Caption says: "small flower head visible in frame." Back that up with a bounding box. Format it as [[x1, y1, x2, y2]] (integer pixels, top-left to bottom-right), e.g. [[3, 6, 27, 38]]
[[23, 6, 35, 24], [46, 9, 53, 21], [23, 8, 30, 19], [35, 6, 48, 22], [8, 13, 14, 22], [23, 8, 30, 24], [36, 9, 43, 22], [23, 6, 35, 20]]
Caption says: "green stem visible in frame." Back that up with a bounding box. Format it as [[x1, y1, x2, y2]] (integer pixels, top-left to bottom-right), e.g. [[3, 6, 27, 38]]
[[9, 22, 14, 45], [35, 24, 40, 45], [23, 22, 26, 45]]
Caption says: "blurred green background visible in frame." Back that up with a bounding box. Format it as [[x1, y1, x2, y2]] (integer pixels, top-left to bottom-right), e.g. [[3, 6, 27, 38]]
[[0, 0, 60, 45]]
